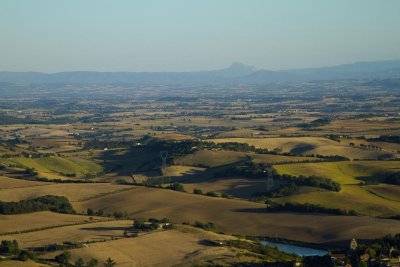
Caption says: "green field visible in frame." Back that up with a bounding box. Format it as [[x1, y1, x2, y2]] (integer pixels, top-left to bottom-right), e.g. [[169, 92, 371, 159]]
[[272, 161, 400, 216], [274, 161, 400, 184], [0, 156, 103, 178]]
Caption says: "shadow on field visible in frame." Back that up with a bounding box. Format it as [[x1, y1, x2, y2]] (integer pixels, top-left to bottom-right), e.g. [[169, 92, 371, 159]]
[[97, 147, 162, 177], [290, 143, 316, 155], [234, 208, 267, 213]]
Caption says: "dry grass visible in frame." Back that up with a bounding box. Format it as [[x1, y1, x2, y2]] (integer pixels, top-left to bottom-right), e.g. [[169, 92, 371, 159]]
[[320, 119, 400, 136], [364, 184, 400, 202], [0, 183, 131, 203], [0, 211, 104, 235], [43, 226, 237, 267], [0, 260, 50, 266], [74, 186, 400, 244], [0, 176, 50, 189], [184, 177, 267, 198], [2, 220, 132, 249]]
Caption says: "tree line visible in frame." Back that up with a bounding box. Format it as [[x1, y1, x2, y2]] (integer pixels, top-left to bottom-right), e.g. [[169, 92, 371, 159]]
[[0, 195, 75, 214]]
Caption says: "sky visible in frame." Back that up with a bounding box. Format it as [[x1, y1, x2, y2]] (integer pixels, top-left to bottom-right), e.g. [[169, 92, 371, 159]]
[[1, 0, 400, 72]]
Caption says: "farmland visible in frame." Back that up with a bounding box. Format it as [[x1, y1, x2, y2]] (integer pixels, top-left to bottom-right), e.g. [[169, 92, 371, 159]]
[[0, 79, 399, 266]]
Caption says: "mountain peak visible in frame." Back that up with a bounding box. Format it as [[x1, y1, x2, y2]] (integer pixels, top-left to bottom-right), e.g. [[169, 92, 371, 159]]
[[214, 62, 256, 78], [228, 62, 256, 71]]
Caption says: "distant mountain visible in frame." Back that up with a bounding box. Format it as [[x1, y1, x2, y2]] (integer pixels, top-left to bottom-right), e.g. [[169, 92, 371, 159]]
[[1, 60, 400, 85]]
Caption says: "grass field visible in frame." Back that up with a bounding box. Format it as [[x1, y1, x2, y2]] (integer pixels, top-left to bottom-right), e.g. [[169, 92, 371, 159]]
[[0, 176, 50, 189], [174, 150, 246, 167], [0, 183, 131, 204], [174, 149, 314, 168], [0, 260, 50, 267], [183, 177, 268, 198], [274, 161, 400, 184], [74, 186, 400, 244], [0, 211, 104, 235], [0, 156, 103, 179], [274, 184, 400, 217], [273, 161, 400, 216]]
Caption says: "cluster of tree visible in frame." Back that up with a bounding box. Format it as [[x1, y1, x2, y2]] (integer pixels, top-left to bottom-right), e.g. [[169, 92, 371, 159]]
[[192, 188, 229, 198], [83, 139, 134, 149], [361, 172, 400, 185], [54, 251, 112, 267], [335, 234, 400, 267], [86, 208, 104, 216], [192, 221, 216, 231], [264, 183, 300, 198], [166, 182, 185, 192], [302, 255, 334, 267], [0, 239, 38, 262], [25, 167, 38, 176], [367, 135, 400, 144], [34, 177, 103, 184], [133, 218, 172, 231], [20, 151, 53, 158], [265, 202, 358, 216], [32, 241, 83, 253], [349, 142, 383, 151], [297, 118, 332, 128], [0, 195, 75, 214], [0, 240, 19, 255], [224, 239, 298, 264], [285, 175, 341, 192]]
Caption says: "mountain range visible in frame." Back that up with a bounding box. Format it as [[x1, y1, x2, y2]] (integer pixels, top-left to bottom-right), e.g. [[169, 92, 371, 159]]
[[1, 60, 400, 85]]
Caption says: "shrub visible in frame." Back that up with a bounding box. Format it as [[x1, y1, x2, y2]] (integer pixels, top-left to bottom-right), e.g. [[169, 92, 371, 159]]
[[206, 191, 219, 197], [193, 188, 203, 194], [167, 182, 185, 192]]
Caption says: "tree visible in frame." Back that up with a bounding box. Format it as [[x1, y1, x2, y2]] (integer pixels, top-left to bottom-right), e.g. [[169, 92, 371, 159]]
[[0, 240, 19, 255], [75, 257, 85, 267], [104, 257, 116, 267], [17, 250, 29, 261], [87, 258, 99, 267], [87, 208, 94, 216], [193, 188, 203, 194], [55, 251, 71, 265]]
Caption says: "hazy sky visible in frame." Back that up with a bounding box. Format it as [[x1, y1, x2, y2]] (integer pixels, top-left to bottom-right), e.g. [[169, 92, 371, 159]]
[[1, 0, 400, 72]]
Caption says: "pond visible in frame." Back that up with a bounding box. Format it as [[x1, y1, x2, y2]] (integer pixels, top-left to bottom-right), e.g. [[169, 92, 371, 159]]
[[260, 240, 328, 257]]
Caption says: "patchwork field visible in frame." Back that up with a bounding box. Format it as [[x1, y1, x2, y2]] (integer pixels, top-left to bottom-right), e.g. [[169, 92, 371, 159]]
[[210, 137, 397, 159]]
